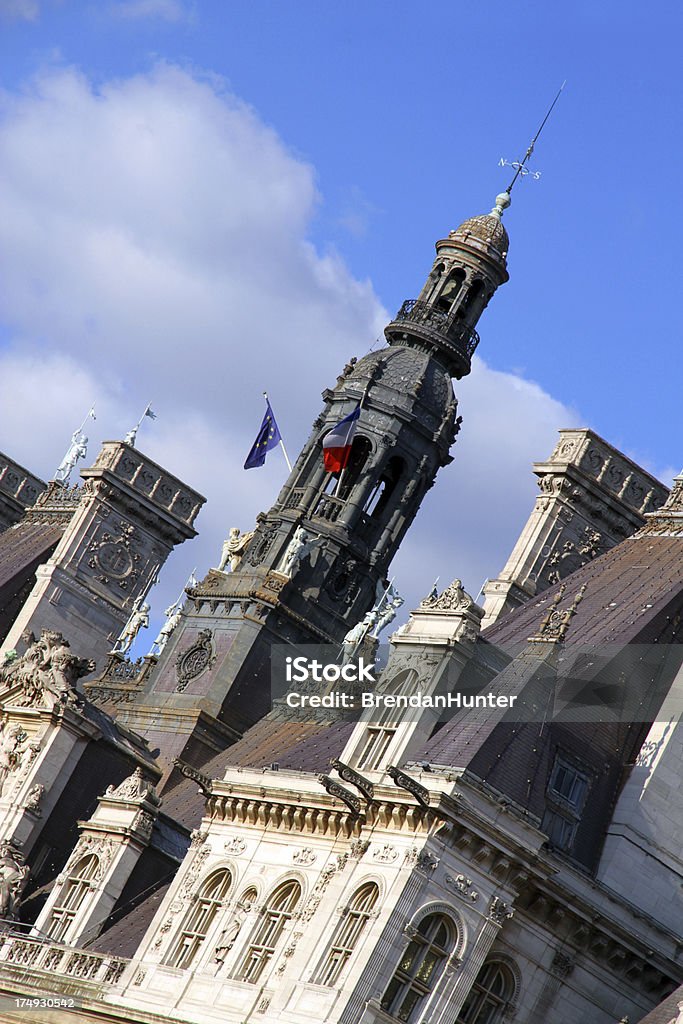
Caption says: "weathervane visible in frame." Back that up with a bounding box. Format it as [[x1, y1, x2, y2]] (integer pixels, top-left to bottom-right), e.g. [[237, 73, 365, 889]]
[[499, 81, 565, 193]]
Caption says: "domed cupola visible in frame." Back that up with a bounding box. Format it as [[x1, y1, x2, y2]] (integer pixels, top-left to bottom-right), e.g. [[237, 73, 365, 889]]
[[384, 191, 511, 379]]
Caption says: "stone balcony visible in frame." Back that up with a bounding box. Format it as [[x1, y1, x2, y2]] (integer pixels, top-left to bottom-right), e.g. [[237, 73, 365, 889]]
[[384, 299, 480, 379], [0, 929, 128, 998]]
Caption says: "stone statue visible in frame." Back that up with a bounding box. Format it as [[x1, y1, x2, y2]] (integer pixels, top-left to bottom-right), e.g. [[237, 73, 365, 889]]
[[112, 599, 150, 655], [370, 580, 404, 638], [214, 909, 246, 964], [149, 604, 182, 656], [0, 629, 95, 709], [0, 842, 30, 920], [280, 526, 318, 577], [106, 766, 157, 803], [420, 578, 475, 613], [342, 610, 378, 651], [24, 783, 45, 815], [54, 430, 88, 484], [0, 724, 29, 796], [218, 528, 255, 573]]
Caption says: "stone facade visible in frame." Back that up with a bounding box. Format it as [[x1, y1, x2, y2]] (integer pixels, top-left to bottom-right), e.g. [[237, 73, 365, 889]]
[[1, 442, 205, 668], [0, 453, 45, 533], [481, 428, 668, 628]]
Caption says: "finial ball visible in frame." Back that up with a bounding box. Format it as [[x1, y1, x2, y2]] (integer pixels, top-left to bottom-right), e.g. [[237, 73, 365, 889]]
[[495, 192, 511, 210]]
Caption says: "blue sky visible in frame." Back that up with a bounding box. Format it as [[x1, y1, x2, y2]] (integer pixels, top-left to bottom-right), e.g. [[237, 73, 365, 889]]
[[0, 0, 681, 639]]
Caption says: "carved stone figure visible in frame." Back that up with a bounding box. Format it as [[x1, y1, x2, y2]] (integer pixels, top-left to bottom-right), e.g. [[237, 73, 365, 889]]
[[218, 527, 255, 573], [213, 909, 247, 964], [370, 580, 404, 638], [24, 783, 45, 815], [54, 430, 88, 484], [420, 578, 475, 613], [342, 610, 378, 650], [0, 724, 30, 796], [280, 526, 318, 577], [105, 767, 157, 803], [150, 605, 182, 656], [0, 842, 30, 920], [112, 599, 150, 655], [0, 630, 94, 709]]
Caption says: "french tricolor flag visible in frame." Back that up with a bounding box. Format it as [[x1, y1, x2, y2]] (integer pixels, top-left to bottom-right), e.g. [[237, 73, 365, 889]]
[[323, 406, 360, 474]]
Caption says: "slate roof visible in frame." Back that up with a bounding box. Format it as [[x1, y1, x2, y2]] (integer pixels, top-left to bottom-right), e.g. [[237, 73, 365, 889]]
[[90, 883, 171, 958], [484, 533, 683, 648], [0, 520, 64, 640]]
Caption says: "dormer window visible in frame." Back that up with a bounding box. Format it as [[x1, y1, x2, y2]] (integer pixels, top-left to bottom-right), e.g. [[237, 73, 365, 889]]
[[541, 756, 591, 853]]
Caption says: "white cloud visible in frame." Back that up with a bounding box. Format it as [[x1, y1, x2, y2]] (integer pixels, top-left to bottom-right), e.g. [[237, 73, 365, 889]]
[[0, 62, 582, 649], [0, 0, 39, 21], [109, 0, 191, 22]]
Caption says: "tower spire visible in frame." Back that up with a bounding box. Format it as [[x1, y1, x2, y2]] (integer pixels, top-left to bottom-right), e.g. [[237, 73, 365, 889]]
[[495, 81, 566, 217]]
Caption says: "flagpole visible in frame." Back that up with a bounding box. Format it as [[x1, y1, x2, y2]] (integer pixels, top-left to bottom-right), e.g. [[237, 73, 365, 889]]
[[77, 404, 96, 433], [263, 391, 292, 471], [333, 384, 369, 499], [136, 401, 154, 433]]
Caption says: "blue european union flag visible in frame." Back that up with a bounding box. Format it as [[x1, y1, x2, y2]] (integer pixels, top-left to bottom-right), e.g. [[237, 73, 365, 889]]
[[244, 399, 282, 469]]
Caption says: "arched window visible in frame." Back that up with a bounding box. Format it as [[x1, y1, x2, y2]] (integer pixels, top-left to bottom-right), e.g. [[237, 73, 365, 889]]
[[45, 854, 100, 942], [363, 457, 404, 519], [238, 880, 301, 983], [455, 960, 516, 1023], [436, 269, 466, 312], [381, 913, 455, 1022], [166, 869, 232, 970], [456, 278, 485, 322], [315, 882, 379, 985]]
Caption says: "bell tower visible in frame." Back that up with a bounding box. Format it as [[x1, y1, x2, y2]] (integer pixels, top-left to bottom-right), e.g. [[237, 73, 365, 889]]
[[109, 193, 513, 776]]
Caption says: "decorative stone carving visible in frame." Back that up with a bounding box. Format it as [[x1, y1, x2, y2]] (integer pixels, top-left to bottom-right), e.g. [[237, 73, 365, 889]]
[[528, 584, 587, 644], [134, 811, 155, 838], [214, 906, 250, 964], [0, 842, 30, 920], [0, 723, 32, 797], [246, 524, 279, 567], [293, 847, 317, 865], [280, 526, 320, 577], [149, 605, 182, 657], [66, 835, 116, 883], [370, 580, 404, 638], [87, 520, 142, 589], [224, 837, 246, 855], [420, 578, 476, 613], [301, 864, 337, 921], [0, 630, 94, 709], [318, 775, 361, 815], [445, 873, 479, 901], [54, 430, 88, 485], [489, 896, 514, 923], [175, 630, 214, 692], [551, 951, 576, 978], [218, 527, 255, 573], [372, 844, 398, 863], [350, 839, 370, 859], [111, 597, 150, 655], [105, 767, 158, 804], [24, 783, 45, 816]]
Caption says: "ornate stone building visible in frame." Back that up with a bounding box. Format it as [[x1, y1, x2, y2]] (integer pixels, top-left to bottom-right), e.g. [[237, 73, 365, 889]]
[[0, 185, 679, 1024]]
